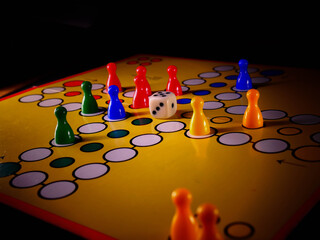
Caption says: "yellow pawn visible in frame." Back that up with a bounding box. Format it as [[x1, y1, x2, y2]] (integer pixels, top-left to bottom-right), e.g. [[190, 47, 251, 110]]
[[190, 96, 210, 137], [242, 89, 264, 129], [197, 203, 223, 240]]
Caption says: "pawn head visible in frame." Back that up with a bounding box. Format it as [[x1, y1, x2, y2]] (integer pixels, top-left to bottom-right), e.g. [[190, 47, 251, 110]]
[[172, 188, 192, 207], [196, 203, 219, 225], [81, 81, 92, 91], [108, 85, 119, 95], [54, 106, 67, 118], [136, 65, 146, 76], [191, 96, 204, 110], [167, 65, 177, 74], [246, 89, 260, 102], [238, 59, 249, 68], [106, 62, 116, 72]]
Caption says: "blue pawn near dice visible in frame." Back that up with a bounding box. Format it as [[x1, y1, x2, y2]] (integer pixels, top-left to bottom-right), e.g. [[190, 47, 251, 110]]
[[108, 85, 126, 120], [236, 59, 252, 91]]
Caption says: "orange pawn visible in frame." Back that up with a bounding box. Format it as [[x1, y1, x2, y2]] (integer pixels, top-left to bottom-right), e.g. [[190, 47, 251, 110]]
[[170, 188, 198, 240], [197, 204, 223, 240], [242, 89, 263, 129], [190, 96, 210, 137]]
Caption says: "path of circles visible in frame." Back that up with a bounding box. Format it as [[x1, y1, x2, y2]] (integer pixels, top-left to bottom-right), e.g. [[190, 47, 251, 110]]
[[1, 63, 318, 203]]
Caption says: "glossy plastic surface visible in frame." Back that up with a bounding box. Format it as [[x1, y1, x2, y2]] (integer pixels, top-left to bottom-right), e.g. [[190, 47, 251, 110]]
[[54, 106, 75, 144], [171, 188, 198, 240], [190, 96, 210, 136], [236, 59, 252, 91], [243, 89, 264, 129]]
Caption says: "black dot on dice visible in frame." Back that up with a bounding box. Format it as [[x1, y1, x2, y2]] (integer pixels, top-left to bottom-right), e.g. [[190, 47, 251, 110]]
[[152, 111, 157, 115], [159, 102, 164, 107], [156, 107, 160, 111], [153, 94, 158, 97], [172, 103, 174, 108]]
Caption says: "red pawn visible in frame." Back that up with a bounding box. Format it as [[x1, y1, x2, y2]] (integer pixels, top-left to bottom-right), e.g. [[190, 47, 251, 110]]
[[106, 62, 122, 92], [166, 65, 182, 96], [136, 65, 152, 96], [132, 76, 149, 109]]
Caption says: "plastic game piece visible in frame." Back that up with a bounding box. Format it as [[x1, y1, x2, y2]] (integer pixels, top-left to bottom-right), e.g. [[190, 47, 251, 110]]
[[54, 106, 75, 144], [190, 96, 211, 137], [107, 85, 126, 120], [132, 75, 149, 109], [243, 89, 264, 129], [236, 59, 252, 91], [166, 65, 182, 96], [106, 62, 122, 92], [81, 81, 99, 114], [136, 65, 152, 96], [196, 203, 223, 240], [149, 91, 177, 118], [170, 188, 198, 240]]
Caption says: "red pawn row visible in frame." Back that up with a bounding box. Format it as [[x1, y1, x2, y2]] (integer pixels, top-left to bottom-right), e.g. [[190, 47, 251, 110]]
[[106, 63, 182, 109]]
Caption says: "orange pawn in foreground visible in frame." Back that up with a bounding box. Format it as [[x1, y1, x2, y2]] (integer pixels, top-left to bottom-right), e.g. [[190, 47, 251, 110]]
[[171, 188, 198, 240], [190, 96, 211, 137], [242, 89, 264, 129], [197, 204, 223, 240]]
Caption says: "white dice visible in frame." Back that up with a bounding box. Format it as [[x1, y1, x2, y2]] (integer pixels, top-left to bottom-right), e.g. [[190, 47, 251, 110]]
[[149, 91, 177, 118]]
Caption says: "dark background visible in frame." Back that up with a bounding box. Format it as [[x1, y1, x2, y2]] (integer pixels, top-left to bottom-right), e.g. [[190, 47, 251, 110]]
[[5, 3, 320, 92], [3, 2, 320, 239]]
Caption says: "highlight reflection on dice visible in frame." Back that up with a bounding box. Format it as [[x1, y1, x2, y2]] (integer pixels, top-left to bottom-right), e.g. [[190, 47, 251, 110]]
[[149, 91, 177, 118]]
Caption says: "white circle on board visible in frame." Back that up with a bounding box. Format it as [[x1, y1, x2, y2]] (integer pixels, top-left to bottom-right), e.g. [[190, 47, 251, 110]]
[[215, 92, 242, 101], [214, 65, 234, 71], [19, 148, 53, 162], [203, 101, 224, 110], [311, 132, 320, 143], [181, 86, 190, 92], [225, 105, 247, 115], [218, 132, 251, 146], [73, 163, 109, 180], [130, 134, 162, 147], [42, 87, 65, 94], [78, 122, 107, 134], [19, 94, 44, 103], [50, 135, 81, 147], [254, 139, 289, 153], [61, 102, 82, 111], [39, 181, 77, 199], [11, 171, 47, 188], [155, 121, 186, 133], [182, 79, 206, 86], [91, 83, 105, 90], [262, 110, 287, 120], [252, 77, 271, 84], [185, 128, 216, 139], [38, 98, 63, 107], [290, 114, 320, 125], [123, 91, 135, 98], [198, 72, 221, 78], [104, 148, 137, 162]]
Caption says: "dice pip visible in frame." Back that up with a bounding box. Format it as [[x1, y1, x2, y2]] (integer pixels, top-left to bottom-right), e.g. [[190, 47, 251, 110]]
[[149, 91, 177, 118]]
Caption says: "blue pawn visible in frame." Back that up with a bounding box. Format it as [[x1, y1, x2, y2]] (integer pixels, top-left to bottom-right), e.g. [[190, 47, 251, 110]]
[[236, 59, 252, 91], [108, 85, 126, 120]]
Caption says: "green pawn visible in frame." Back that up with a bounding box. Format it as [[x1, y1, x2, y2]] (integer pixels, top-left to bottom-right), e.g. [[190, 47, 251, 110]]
[[54, 106, 75, 144], [81, 81, 99, 114]]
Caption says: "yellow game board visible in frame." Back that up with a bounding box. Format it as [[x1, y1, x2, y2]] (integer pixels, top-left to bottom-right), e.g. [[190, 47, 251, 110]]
[[0, 55, 319, 240]]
